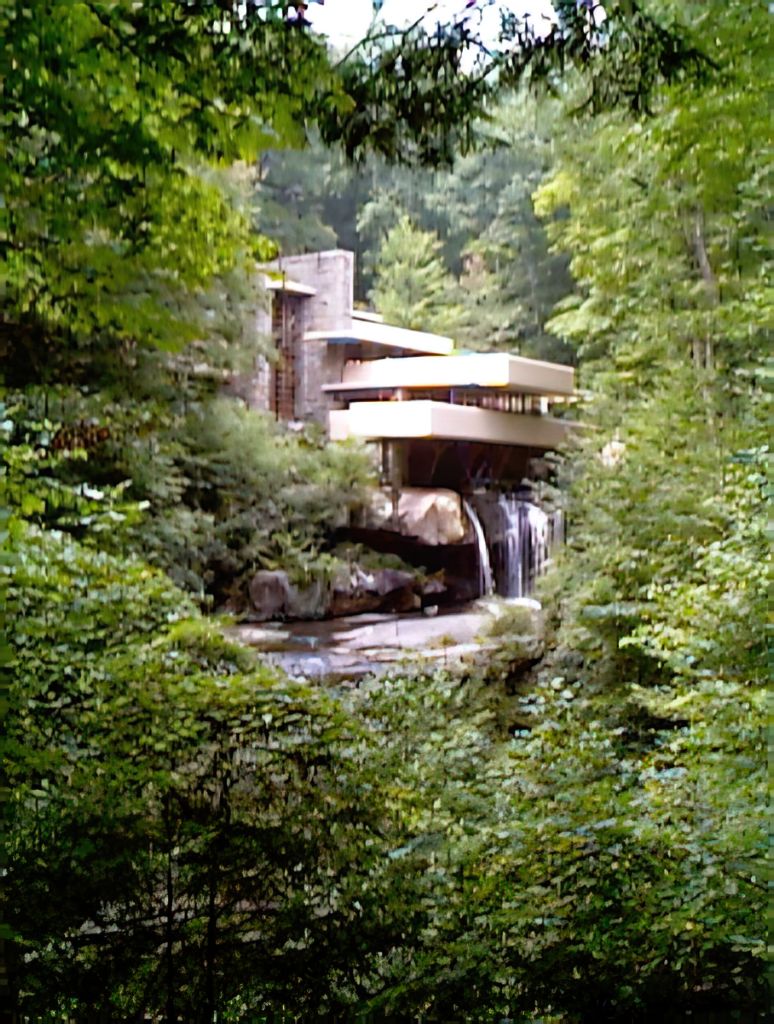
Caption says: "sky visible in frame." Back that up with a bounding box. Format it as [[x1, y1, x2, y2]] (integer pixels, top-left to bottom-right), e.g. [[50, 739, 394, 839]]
[[304, 0, 558, 49]]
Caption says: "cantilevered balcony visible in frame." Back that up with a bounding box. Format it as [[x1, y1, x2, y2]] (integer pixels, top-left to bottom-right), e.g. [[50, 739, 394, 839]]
[[329, 400, 575, 448], [305, 310, 454, 358], [324, 352, 574, 399]]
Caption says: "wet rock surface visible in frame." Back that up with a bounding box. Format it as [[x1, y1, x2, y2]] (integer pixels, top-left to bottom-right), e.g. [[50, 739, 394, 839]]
[[248, 570, 291, 621], [328, 566, 423, 617], [231, 599, 542, 684], [247, 562, 446, 621]]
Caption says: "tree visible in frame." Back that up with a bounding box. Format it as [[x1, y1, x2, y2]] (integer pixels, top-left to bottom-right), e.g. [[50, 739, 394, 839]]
[[0, 0, 475, 360], [0, 410, 391, 1020], [369, 214, 468, 338], [253, 147, 340, 256], [505, 6, 771, 1011], [1, 0, 706, 359], [454, 98, 575, 361], [4, 2, 757, 1019], [531, 0, 770, 680]]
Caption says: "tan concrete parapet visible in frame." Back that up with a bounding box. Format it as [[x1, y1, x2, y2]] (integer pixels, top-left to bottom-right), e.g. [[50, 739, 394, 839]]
[[329, 400, 576, 449], [305, 320, 454, 357], [327, 352, 574, 397]]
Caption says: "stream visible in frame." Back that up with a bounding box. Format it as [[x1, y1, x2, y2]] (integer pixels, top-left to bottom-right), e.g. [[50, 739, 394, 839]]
[[230, 602, 521, 683], [233, 493, 555, 683]]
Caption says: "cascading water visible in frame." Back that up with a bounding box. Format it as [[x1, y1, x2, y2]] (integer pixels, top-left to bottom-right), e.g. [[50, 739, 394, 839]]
[[462, 498, 494, 597], [470, 493, 564, 598], [496, 495, 550, 599]]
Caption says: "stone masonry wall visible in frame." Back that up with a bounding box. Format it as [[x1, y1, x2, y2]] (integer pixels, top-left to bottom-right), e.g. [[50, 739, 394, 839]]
[[272, 251, 354, 426]]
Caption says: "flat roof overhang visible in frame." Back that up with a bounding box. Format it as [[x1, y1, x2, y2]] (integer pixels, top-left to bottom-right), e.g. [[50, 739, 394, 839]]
[[352, 310, 384, 324], [262, 275, 317, 297], [322, 352, 574, 397], [329, 400, 576, 449], [304, 320, 454, 357]]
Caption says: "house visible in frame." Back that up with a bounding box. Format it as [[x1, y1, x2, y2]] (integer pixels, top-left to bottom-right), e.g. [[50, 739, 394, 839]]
[[240, 249, 576, 598], [248, 249, 575, 492]]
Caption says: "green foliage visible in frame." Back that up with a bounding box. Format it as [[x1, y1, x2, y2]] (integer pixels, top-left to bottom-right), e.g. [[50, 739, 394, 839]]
[[482, 602, 537, 639], [617, 447, 768, 681], [476, 10, 770, 1008], [4, 542, 770, 1023], [370, 214, 468, 337], [0, 0, 487, 358], [4, 511, 391, 1020], [2, 2, 767, 1020], [454, 99, 575, 362], [543, 378, 768, 692], [3, 374, 373, 603], [532, 0, 770, 694], [502, 0, 710, 115], [331, 541, 424, 578], [534, 2, 770, 382], [1, 1, 287, 351], [326, 661, 766, 1020], [254, 147, 340, 256], [3, 402, 767, 1020], [156, 396, 373, 591]]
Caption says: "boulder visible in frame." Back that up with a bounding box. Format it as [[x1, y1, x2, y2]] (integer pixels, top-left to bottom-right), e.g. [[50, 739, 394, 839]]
[[328, 564, 423, 617], [248, 570, 290, 621], [384, 588, 422, 613], [328, 590, 383, 617], [420, 573, 447, 597], [362, 487, 467, 546], [375, 568, 422, 613], [249, 561, 440, 622], [372, 568, 415, 596], [286, 577, 330, 620]]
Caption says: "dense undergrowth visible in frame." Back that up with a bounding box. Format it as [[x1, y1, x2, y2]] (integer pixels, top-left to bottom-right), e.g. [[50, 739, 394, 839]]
[[3, 353, 373, 606], [2, 393, 767, 1019]]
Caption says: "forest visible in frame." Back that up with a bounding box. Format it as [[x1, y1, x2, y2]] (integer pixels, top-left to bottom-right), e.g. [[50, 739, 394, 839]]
[[1, 1, 769, 1021]]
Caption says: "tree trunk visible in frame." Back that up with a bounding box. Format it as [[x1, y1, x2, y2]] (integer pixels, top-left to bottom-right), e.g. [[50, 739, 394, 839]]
[[686, 207, 720, 443], [691, 206, 719, 372], [0, 938, 20, 1024], [203, 757, 232, 1024], [204, 861, 218, 1024], [164, 798, 177, 1024]]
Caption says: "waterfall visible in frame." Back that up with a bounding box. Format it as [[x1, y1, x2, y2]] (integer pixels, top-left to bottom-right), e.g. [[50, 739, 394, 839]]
[[495, 496, 550, 598], [462, 498, 494, 597], [466, 492, 564, 599], [470, 493, 562, 599]]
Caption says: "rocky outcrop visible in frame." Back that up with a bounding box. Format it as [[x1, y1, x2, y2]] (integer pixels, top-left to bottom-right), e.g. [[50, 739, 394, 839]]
[[328, 566, 422, 618], [248, 570, 291, 621], [247, 564, 445, 621], [361, 487, 470, 546], [286, 576, 329, 621]]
